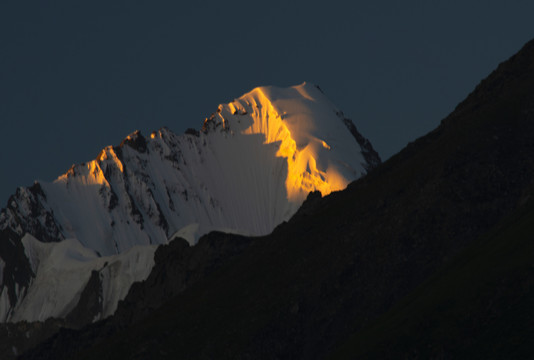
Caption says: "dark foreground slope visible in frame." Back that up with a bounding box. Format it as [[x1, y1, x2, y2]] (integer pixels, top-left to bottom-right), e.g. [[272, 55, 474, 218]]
[[333, 195, 534, 359], [23, 39, 534, 359]]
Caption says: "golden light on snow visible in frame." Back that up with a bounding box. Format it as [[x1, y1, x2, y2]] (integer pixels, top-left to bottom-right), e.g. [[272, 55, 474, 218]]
[[234, 86, 350, 201], [97, 146, 124, 173], [56, 146, 124, 185]]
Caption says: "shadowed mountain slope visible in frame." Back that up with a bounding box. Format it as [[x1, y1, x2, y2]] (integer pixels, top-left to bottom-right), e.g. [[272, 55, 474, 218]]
[[22, 38, 534, 359], [333, 194, 534, 359]]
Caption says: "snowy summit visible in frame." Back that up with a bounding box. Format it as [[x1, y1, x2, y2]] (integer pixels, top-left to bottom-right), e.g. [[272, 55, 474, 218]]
[[0, 82, 380, 324]]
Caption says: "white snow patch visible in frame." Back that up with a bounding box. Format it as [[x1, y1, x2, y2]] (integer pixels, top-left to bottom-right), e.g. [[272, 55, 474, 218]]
[[7, 234, 155, 323], [169, 223, 199, 244]]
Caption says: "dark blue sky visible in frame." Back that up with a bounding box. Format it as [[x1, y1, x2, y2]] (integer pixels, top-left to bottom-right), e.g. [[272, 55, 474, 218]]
[[1, 1, 533, 204]]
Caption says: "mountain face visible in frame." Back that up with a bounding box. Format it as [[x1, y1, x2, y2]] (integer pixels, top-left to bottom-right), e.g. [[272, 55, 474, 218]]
[[0, 82, 379, 326], [19, 39, 534, 359]]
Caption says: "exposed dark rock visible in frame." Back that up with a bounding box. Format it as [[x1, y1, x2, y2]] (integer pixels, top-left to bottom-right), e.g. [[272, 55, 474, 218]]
[[107, 188, 119, 211], [0, 180, 62, 319], [201, 113, 222, 133], [0, 318, 65, 360], [28, 183, 46, 200], [2, 185, 63, 244], [184, 128, 200, 137], [155, 202, 169, 235], [119, 130, 147, 153], [314, 84, 324, 94], [0, 228, 33, 308], [341, 116, 381, 171], [114, 232, 256, 327], [65, 271, 103, 329]]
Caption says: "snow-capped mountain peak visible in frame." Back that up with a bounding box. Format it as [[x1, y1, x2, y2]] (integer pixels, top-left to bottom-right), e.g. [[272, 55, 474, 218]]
[[0, 82, 380, 324]]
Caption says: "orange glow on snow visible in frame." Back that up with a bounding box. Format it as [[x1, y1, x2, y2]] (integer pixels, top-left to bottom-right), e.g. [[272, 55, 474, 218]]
[[56, 160, 110, 186], [237, 87, 348, 201], [56, 146, 123, 186], [97, 146, 124, 173]]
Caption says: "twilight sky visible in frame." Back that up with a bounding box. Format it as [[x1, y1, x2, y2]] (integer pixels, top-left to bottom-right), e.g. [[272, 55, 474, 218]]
[[1, 1, 534, 204]]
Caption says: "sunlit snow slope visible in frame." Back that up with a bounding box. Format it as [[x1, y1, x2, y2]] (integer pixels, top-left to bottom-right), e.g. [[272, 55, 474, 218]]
[[0, 82, 380, 323]]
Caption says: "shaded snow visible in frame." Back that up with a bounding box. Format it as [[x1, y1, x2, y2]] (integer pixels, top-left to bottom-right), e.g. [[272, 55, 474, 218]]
[[9, 234, 155, 322]]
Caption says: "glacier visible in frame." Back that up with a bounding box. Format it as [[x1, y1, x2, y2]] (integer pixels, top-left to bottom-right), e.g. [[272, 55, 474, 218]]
[[0, 82, 380, 323]]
